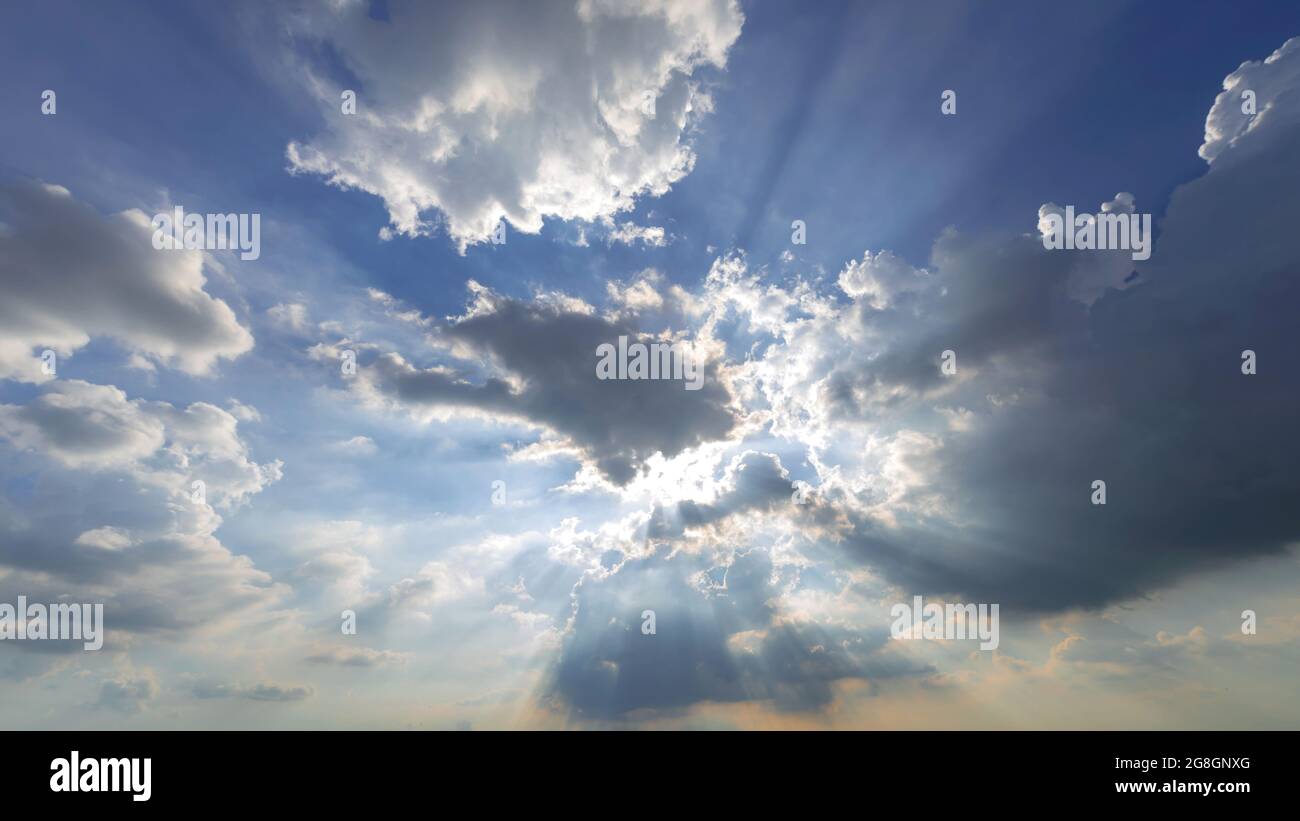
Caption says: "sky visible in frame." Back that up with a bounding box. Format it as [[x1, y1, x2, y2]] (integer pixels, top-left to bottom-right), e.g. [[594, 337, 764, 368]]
[[1, 0, 1299, 729]]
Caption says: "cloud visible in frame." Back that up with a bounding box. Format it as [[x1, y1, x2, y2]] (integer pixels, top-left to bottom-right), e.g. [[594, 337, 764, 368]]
[[836, 249, 931, 309], [542, 547, 929, 719], [293, 545, 376, 608], [226, 399, 262, 423], [280, 38, 1300, 724], [95, 674, 158, 715], [645, 450, 795, 539], [606, 221, 669, 247], [1044, 616, 1220, 677], [0, 380, 281, 507], [711, 35, 1300, 614], [535, 32, 1300, 631], [0, 380, 287, 637], [332, 280, 737, 485], [305, 645, 409, 668], [10, 26, 1285, 726], [0, 380, 280, 504], [327, 435, 378, 457], [0, 381, 165, 469], [0, 181, 253, 382], [267, 302, 311, 334], [280, 0, 743, 250], [1200, 36, 1300, 163], [192, 680, 314, 702], [1036, 193, 1144, 305]]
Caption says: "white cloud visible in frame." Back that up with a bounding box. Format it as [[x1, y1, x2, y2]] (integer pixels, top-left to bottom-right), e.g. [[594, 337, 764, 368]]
[[606, 221, 669, 247], [836, 249, 931, 309], [1036, 192, 1142, 305], [0, 381, 165, 469], [329, 435, 378, 456], [74, 526, 136, 551], [1200, 36, 1300, 163], [281, 0, 743, 250], [226, 399, 262, 423], [267, 302, 311, 333]]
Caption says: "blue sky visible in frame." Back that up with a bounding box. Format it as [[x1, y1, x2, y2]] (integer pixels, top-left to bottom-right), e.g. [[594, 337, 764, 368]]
[[10, 0, 1299, 296], [2, 0, 1300, 728]]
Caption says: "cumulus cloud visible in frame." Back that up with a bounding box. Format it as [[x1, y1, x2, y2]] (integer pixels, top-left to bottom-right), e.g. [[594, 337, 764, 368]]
[[0, 381, 165, 469], [0, 380, 281, 506], [0, 379, 287, 640], [722, 36, 1300, 614], [538, 38, 1300, 721], [836, 249, 931, 309], [326, 280, 736, 485], [1036, 192, 1143, 305], [13, 28, 1285, 726], [292, 38, 1300, 717], [0, 181, 253, 382], [1200, 36, 1300, 163], [321, 43, 1300, 654], [293, 547, 376, 608], [279, 0, 743, 250]]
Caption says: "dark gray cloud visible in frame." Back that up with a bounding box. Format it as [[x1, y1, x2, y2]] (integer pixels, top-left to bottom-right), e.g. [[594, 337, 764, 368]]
[[354, 287, 737, 485], [542, 548, 929, 719]]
